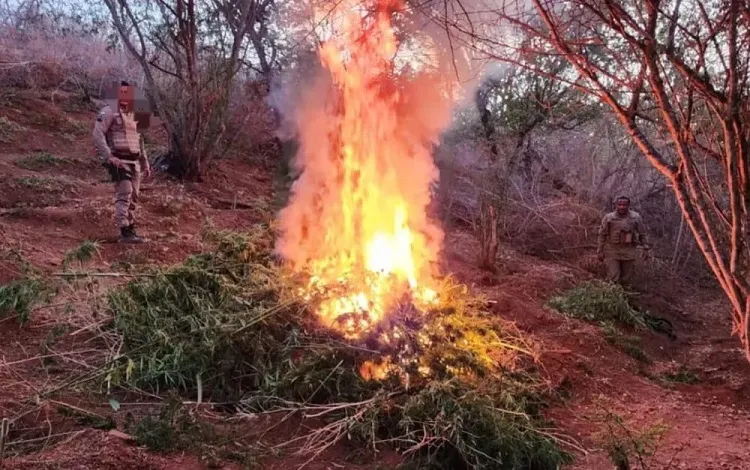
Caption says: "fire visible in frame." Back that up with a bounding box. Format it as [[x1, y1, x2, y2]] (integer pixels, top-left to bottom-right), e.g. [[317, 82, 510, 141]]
[[276, 0, 451, 337]]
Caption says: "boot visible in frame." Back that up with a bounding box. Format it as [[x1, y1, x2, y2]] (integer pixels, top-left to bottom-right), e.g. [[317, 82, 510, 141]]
[[119, 224, 144, 244]]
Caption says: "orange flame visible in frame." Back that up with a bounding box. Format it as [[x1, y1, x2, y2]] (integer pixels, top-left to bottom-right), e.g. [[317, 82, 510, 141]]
[[276, 0, 451, 337]]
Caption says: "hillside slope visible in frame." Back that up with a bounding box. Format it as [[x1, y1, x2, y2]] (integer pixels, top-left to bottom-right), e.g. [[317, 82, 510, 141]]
[[1, 90, 749, 469]]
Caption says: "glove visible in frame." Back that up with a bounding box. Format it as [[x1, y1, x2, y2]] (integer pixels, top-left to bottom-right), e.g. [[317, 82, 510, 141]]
[[107, 156, 126, 169]]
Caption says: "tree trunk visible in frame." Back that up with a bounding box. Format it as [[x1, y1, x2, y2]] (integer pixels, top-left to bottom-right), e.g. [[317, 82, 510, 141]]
[[479, 198, 499, 272], [475, 84, 499, 162]]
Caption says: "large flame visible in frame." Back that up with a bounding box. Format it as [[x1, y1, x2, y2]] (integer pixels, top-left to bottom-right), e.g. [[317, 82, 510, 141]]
[[276, 0, 451, 337]]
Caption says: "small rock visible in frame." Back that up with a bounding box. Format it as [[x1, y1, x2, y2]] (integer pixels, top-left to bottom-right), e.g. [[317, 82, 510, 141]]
[[108, 429, 134, 441]]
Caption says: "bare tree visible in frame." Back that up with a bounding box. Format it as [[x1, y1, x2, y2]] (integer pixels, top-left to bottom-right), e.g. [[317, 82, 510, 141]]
[[453, 58, 596, 269], [102, 0, 279, 180], [426, 0, 750, 361]]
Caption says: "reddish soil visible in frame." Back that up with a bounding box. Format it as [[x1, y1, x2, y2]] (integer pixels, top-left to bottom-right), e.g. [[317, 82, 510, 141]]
[[1, 90, 749, 469]]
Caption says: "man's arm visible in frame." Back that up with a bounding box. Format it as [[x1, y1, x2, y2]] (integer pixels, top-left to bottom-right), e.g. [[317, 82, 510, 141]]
[[92, 107, 115, 164]]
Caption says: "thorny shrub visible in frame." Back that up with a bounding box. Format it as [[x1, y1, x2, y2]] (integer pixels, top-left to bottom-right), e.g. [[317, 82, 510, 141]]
[[0, 19, 276, 178], [0, 24, 137, 96]]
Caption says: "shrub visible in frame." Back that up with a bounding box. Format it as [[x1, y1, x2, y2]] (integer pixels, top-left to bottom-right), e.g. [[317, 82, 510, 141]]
[[108, 227, 296, 395], [62, 240, 100, 269]]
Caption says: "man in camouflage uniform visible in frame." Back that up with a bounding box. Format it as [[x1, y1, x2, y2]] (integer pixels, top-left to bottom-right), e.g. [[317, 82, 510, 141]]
[[92, 81, 151, 243], [597, 196, 651, 284]]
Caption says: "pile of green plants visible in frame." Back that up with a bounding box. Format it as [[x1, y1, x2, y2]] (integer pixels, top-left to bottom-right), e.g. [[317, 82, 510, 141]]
[[0, 250, 51, 324], [547, 280, 647, 329], [0, 278, 46, 324], [108, 225, 570, 469], [108, 227, 300, 395], [547, 280, 675, 363]]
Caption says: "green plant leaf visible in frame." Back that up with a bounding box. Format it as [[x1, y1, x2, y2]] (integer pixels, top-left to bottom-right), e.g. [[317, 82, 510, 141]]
[[109, 398, 121, 411]]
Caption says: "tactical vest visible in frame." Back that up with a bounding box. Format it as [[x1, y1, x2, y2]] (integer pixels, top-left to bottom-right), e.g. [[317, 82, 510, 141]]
[[606, 212, 641, 245], [107, 111, 141, 157]]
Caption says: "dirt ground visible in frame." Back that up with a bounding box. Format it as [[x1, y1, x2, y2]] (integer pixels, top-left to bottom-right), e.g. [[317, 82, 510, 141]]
[[1, 90, 749, 469]]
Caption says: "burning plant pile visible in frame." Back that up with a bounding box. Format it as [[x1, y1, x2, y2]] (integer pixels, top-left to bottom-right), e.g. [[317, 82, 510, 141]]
[[111, 225, 569, 468], [276, 0, 460, 381]]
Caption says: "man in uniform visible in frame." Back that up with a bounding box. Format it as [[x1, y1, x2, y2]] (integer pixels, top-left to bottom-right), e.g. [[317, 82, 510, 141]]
[[597, 196, 651, 284], [92, 81, 151, 243]]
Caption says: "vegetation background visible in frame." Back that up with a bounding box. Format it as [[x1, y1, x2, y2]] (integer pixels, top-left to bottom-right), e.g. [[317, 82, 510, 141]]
[[0, 0, 748, 469]]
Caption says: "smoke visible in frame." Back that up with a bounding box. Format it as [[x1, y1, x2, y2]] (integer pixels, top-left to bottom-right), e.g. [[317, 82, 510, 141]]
[[265, 49, 322, 143], [404, 0, 519, 112], [265, 0, 517, 154]]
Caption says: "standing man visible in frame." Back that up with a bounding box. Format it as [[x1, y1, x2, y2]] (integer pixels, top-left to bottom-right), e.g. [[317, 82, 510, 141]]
[[597, 196, 651, 284], [92, 81, 151, 243]]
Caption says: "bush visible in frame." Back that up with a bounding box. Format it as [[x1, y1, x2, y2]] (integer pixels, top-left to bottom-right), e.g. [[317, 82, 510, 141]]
[[108, 225, 571, 469], [0, 20, 137, 96], [596, 412, 668, 470], [546, 281, 676, 364]]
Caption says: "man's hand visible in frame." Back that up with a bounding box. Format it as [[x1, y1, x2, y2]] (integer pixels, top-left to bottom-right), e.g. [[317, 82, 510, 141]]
[[642, 245, 652, 260], [597, 251, 605, 263], [107, 156, 125, 169], [143, 164, 152, 179]]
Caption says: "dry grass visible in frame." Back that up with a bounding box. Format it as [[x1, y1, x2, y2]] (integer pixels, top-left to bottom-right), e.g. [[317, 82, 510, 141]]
[[0, 274, 123, 460], [0, 116, 25, 142]]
